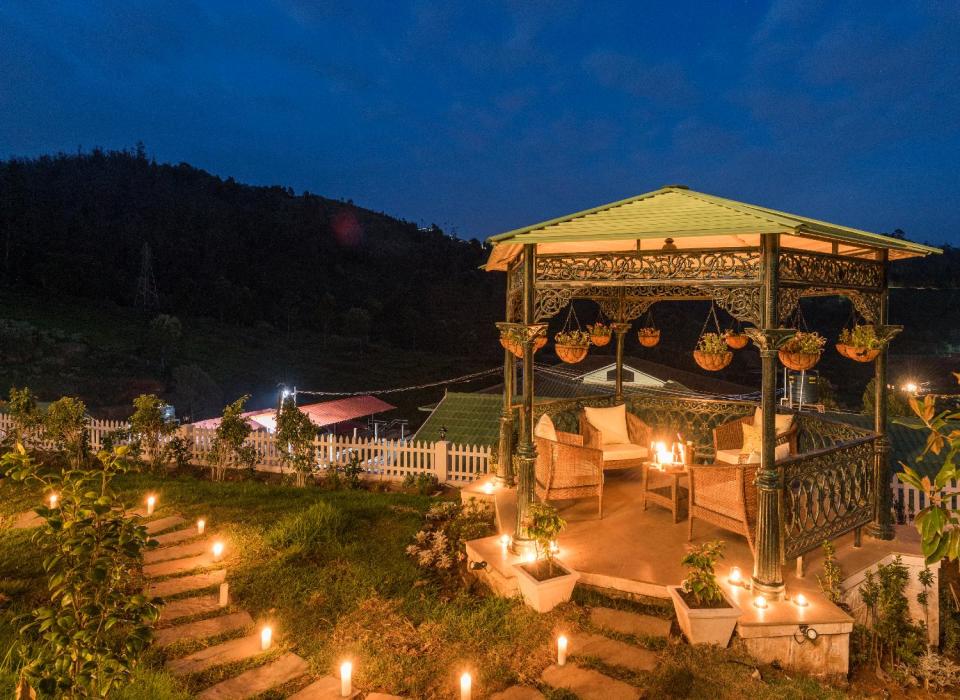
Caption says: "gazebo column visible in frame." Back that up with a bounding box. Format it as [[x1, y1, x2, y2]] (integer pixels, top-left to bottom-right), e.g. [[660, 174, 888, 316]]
[[750, 233, 792, 600], [869, 251, 899, 540], [611, 322, 631, 402], [496, 274, 515, 486], [512, 243, 541, 556]]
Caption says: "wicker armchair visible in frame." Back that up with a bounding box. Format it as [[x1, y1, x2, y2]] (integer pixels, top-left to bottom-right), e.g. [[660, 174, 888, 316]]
[[688, 461, 760, 553], [580, 411, 652, 471], [712, 413, 797, 464], [534, 430, 604, 517]]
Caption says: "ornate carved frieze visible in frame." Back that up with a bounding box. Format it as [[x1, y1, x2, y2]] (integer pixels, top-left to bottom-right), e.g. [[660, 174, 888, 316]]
[[779, 250, 883, 291], [708, 286, 762, 325], [536, 250, 761, 285]]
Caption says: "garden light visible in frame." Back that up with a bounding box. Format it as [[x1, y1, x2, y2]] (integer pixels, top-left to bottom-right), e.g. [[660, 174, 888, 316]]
[[727, 567, 743, 586], [146, 494, 156, 515], [197, 518, 206, 535], [212, 541, 224, 562], [340, 660, 353, 697], [260, 625, 272, 650], [499, 533, 510, 549], [483, 482, 494, 495], [459, 672, 472, 700], [557, 635, 568, 666], [753, 596, 767, 610], [794, 593, 809, 607], [48, 493, 58, 508], [903, 381, 918, 394]]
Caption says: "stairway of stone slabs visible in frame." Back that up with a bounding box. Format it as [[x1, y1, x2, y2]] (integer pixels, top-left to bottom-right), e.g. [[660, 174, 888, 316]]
[[143, 510, 407, 699]]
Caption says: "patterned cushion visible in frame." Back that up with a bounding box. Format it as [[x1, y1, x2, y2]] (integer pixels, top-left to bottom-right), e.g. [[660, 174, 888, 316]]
[[583, 404, 631, 445]]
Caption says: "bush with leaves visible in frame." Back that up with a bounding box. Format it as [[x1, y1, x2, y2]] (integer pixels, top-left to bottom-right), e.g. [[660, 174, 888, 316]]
[[1, 442, 160, 697], [42, 396, 88, 466], [900, 651, 960, 692], [679, 540, 726, 608], [401, 472, 439, 495], [859, 556, 925, 671], [207, 395, 256, 481], [817, 540, 844, 605], [525, 502, 565, 564], [696, 332, 728, 355], [129, 394, 176, 474], [2, 386, 44, 448], [406, 500, 494, 584], [275, 398, 317, 487]]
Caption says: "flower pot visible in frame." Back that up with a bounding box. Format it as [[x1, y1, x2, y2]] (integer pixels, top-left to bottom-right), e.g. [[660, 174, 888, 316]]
[[693, 350, 732, 371], [725, 334, 749, 350], [835, 342, 853, 359], [667, 585, 742, 646], [778, 350, 820, 371], [591, 333, 612, 347], [637, 329, 660, 347], [513, 559, 580, 613], [556, 344, 589, 364], [502, 335, 546, 358], [845, 346, 880, 363]]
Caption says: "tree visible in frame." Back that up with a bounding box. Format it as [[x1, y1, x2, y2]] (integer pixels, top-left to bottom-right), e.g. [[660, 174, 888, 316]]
[[42, 397, 88, 466], [3, 386, 43, 447], [862, 377, 910, 418], [148, 314, 182, 372], [207, 395, 256, 481], [129, 394, 175, 473], [171, 364, 222, 421], [274, 398, 317, 487]]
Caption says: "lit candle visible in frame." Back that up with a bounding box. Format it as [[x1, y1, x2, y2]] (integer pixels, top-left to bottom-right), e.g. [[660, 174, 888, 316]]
[[524, 550, 537, 564], [340, 660, 352, 697], [483, 482, 494, 495], [197, 518, 205, 535], [727, 567, 743, 586], [212, 541, 224, 562], [557, 635, 568, 666], [753, 596, 767, 610], [48, 493, 58, 509], [459, 672, 472, 700], [260, 626, 272, 650], [219, 582, 229, 607], [499, 533, 510, 550], [146, 495, 156, 515], [794, 593, 808, 607], [549, 540, 560, 555]]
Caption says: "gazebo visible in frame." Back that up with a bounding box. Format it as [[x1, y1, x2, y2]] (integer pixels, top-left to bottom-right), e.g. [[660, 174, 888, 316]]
[[484, 185, 940, 600]]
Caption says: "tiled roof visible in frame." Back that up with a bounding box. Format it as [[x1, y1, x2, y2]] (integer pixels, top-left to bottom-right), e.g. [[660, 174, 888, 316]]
[[562, 355, 756, 396], [190, 395, 396, 432]]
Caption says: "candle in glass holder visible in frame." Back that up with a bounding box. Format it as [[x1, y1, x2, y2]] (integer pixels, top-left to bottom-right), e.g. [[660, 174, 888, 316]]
[[727, 567, 743, 586], [197, 518, 205, 535], [499, 533, 510, 551], [794, 593, 808, 607], [557, 635, 568, 666], [146, 495, 156, 515], [753, 596, 767, 610], [459, 672, 472, 700], [340, 660, 352, 696], [483, 482, 494, 495], [212, 541, 224, 562], [260, 626, 272, 650]]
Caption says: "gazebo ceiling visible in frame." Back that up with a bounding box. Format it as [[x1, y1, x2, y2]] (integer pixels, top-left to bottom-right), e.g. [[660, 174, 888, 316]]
[[485, 186, 940, 271]]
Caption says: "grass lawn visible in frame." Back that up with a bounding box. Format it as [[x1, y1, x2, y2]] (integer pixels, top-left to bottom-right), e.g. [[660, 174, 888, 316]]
[[0, 470, 857, 699]]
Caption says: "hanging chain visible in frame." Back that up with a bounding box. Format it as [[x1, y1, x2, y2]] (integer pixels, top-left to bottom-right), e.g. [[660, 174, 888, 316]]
[[698, 302, 722, 339]]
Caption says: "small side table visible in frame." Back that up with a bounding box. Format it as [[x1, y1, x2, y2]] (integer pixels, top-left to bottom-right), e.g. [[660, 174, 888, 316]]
[[641, 462, 689, 524]]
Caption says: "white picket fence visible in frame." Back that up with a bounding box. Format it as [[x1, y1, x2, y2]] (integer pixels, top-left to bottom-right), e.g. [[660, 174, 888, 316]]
[[0, 415, 490, 484], [891, 473, 960, 522]]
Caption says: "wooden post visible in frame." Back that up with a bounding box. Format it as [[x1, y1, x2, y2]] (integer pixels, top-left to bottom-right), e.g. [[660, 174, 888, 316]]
[[752, 232, 786, 600], [611, 323, 631, 402], [869, 250, 896, 540], [512, 244, 538, 557], [433, 440, 449, 484]]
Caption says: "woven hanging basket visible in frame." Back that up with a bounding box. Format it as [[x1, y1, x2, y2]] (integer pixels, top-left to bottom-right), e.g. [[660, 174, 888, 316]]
[[835, 343, 853, 359], [637, 329, 661, 348], [725, 333, 749, 350], [591, 333, 612, 347], [693, 350, 732, 371], [502, 334, 546, 358], [556, 344, 590, 364], [844, 345, 881, 363], [778, 350, 820, 371]]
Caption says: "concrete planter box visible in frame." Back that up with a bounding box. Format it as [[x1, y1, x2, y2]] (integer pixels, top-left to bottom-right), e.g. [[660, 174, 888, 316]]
[[513, 559, 579, 612], [668, 585, 741, 646]]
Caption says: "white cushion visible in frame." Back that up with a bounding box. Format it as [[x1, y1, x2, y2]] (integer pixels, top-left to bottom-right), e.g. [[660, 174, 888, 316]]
[[753, 408, 794, 434], [583, 404, 630, 446], [741, 421, 763, 453], [600, 443, 649, 463], [715, 448, 744, 464], [716, 443, 790, 465], [534, 414, 558, 442]]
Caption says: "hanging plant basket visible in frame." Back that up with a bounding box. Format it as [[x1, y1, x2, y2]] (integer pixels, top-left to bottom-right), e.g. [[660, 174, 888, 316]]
[[844, 345, 880, 363], [500, 330, 546, 358], [588, 322, 612, 347], [835, 342, 853, 359], [693, 349, 732, 371], [837, 325, 884, 363], [724, 332, 749, 350], [555, 307, 590, 364], [778, 350, 820, 371], [556, 344, 590, 364], [637, 328, 661, 347], [778, 331, 826, 371]]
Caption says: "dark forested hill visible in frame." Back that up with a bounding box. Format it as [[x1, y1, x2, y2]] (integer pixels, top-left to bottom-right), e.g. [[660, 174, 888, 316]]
[[0, 147, 501, 354]]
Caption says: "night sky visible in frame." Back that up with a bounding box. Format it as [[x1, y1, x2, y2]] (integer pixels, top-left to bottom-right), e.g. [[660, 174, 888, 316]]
[[2, 2, 958, 244]]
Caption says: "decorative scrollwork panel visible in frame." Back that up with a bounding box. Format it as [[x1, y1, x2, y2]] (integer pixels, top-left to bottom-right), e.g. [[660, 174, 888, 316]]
[[779, 250, 883, 291], [537, 250, 762, 284], [709, 286, 761, 325]]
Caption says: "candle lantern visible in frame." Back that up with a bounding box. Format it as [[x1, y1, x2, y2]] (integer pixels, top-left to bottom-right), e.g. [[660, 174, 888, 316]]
[[557, 635, 568, 666], [146, 495, 156, 515], [459, 672, 472, 700], [260, 626, 272, 650], [340, 660, 353, 696], [197, 518, 205, 535]]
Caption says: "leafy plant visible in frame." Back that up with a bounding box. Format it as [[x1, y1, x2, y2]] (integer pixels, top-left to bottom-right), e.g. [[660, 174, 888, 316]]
[[2, 386, 44, 448], [696, 332, 727, 355], [129, 394, 176, 474], [406, 500, 494, 585], [554, 329, 590, 346], [637, 326, 658, 336], [839, 324, 885, 350], [859, 556, 925, 670], [816, 540, 844, 605], [781, 330, 826, 355], [1, 443, 160, 698], [164, 435, 191, 471], [917, 566, 934, 648], [42, 396, 89, 466], [401, 472, 439, 495], [274, 398, 317, 487], [587, 322, 612, 337], [902, 651, 960, 692], [679, 540, 726, 608], [207, 395, 256, 481], [525, 502, 565, 563]]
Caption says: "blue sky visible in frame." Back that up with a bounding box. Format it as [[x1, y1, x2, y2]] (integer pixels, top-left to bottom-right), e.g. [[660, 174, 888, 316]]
[[1, 1, 958, 243]]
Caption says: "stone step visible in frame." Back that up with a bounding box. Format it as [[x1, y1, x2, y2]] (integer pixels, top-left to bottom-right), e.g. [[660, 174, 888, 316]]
[[11, 511, 42, 529], [166, 633, 264, 677], [365, 694, 407, 700], [589, 607, 671, 639], [145, 552, 217, 578], [146, 537, 210, 563], [161, 594, 223, 623], [153, 526, 202, 546], [147, 569, 226, 598], [490, 687, 545, 699], [154, 611, 253, 647], [146, 515, 187, 534], [197, 652, 308, 700], [541, 663, 640, 700], [288, 676, 360, 699], [572, 633, 658, 672]]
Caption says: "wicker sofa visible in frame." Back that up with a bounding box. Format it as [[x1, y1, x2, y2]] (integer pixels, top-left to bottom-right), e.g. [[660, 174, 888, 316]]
[[712, 410, 797, 464], [534, 415, 604, 517], [578, 404, 652, 471]]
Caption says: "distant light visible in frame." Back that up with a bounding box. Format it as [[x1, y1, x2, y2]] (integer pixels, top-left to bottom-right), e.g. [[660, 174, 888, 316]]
[[903, 382, 919, 394]]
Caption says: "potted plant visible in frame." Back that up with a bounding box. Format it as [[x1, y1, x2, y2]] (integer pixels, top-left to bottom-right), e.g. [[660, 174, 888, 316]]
[[554, 329, 591, 364], [500, 327, 546, 358], [837, 324, 885, 362], [693, 333, 732, 371], [723, 328, 749, 350], [667, 541, 742, 646], [588, 322, 612, 347], [512, 503, 579, 612], [778, 330, 825, 371], [637, 326, 661, 347]]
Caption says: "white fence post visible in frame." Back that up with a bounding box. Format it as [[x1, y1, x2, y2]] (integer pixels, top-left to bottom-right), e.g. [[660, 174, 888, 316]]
[[433, 440, 449, 483]]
